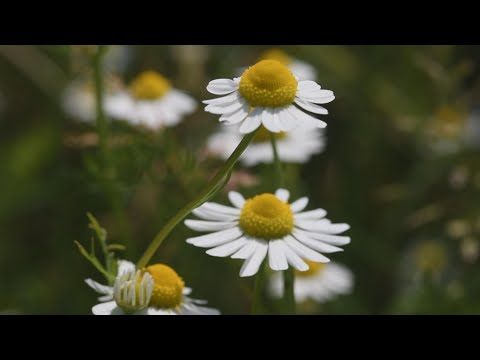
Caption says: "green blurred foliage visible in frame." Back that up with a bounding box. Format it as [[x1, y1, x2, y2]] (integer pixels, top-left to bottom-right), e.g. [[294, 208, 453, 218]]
[[0, 45, 479, 314]]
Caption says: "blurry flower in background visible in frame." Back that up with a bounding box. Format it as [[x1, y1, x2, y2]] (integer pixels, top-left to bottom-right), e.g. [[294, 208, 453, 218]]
[[88, 261, 220, 315], [184, 188, 350, 277], [423, 105, 468, 155], [269, 260, 353, 304], [207, 124, 325, 166], [62, 76, 123, 123], [105, 70, 196, 130], [222, 170, 260, 192], [204, 59, 334, 134], [237, 48, 317, 81], [414, 240, 447, 275]]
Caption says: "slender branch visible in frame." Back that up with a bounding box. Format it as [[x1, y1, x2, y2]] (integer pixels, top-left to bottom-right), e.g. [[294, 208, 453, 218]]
[[136, 129, 258, 269]]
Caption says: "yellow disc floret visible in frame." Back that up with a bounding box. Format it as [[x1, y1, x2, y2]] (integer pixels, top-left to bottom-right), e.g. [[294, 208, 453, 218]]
[[239, 60, 297, 108], [252, 125, 287, 143], [259, 49, 292, 66], [146, 264, 185, 309], [296, 260, 326, 277], [130, 71, 171, 100], [239, 193, 294, 240]]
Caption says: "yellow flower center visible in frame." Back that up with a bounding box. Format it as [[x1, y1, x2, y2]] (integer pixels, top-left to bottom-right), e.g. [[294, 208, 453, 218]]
[[414, 241, 447, 273], [130, 71, 171, 100], [239, 193, 294, 240], [239, 60, 297, 108], [146, 264, 185, 309], [259, 49, 292, 66], [252, 125, 287, 143], [295, 260, 326, 277]]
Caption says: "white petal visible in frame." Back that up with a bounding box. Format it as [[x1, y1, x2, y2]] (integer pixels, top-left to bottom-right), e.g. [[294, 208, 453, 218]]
[[203, 91, 239, 105], [262, 108, 282, 132], [281, 242, 309, 271], [184, 219, 238, 232], [207, 79, 239, 95], [192, 207, 238, 221], [268, 240, 288, 271], [239, 240, 268, 277], [297, 89, 335, 104], [228, 191, 246, 208], [146, 308, 174, 315], [183, 287, 193, 295], [239, 108, 263, 134], [219, 104, 250, 125], [294, 228, 351, 245], [202, 202, 241, 215], [290, 197, 309, 213], [98, 294, 114, 302], [294, 208, 327, 219], [205, 98, 246, 115], [292, 229, 344, 253], [284, 235, 331, 262], [288, 105, 327, 129], [277, 107, 300, 131], [92, 301, 123, 315], [298, 80, 321, 92], [84, 279, 112, 295], [186, 227, 243, 247], [294, 98, 329, 115], [295, 220, 350, 234], [206, 237, 248, 257], [275, 188, 290, 202], [117, 260, 136, 274], [231, 239, 258, 259]]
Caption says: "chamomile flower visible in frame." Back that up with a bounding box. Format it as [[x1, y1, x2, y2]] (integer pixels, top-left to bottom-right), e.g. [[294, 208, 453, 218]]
[[238, 48, 317, 81], [269, 261, 353, 303], [204, 59, 334, 134], [87, 262, 219, 315], [105, 70, 196, 130], [207, 124, 325, 166], [184, 189, 350, 277]]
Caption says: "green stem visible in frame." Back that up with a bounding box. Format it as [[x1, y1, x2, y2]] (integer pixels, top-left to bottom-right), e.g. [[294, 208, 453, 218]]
[[269, 133, 286, 188], [92, 46, 133, 252], [136, 129, 259, 269], [252, 261, 266, 314], [270, 132, 295, 314]]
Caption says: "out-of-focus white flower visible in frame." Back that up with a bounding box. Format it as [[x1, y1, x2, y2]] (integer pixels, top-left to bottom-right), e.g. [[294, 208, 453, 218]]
[[269, 261, 353, 303], [207, 124, 325, 166], [105, 70, 196, 130]]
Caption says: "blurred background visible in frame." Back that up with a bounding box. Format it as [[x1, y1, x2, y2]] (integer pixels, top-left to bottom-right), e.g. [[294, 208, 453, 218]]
[[1, 45, 480, 314]]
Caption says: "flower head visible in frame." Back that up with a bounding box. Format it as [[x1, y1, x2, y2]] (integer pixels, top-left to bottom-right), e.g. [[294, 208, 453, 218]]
[[258, 48, 317, 81], [269, 261, 353, 303], [204, 60, 334, 134], [105, 70, 196, 130], [184, 189, 350, 277], [86, 260, 219, 315]]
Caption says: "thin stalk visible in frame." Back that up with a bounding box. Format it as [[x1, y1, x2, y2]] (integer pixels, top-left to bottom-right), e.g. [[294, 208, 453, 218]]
[[270, 132, 295, 314], [136, 129, 258, 269]]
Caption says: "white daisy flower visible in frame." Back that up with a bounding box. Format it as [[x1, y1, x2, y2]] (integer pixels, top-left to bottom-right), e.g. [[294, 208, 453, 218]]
[[204, 59, 334, 134], [237, 48, 317, 81], [269, 261, 353, 303], [184, 189, 350, 277], [105, 70, 196, 130], [87, 262, 220, 315], [207, 124, 325, 166]]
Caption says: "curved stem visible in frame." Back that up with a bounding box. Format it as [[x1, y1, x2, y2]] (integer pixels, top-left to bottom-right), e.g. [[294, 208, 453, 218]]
[[136, 129, 258, 269], [269, 132, 295, 314]]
